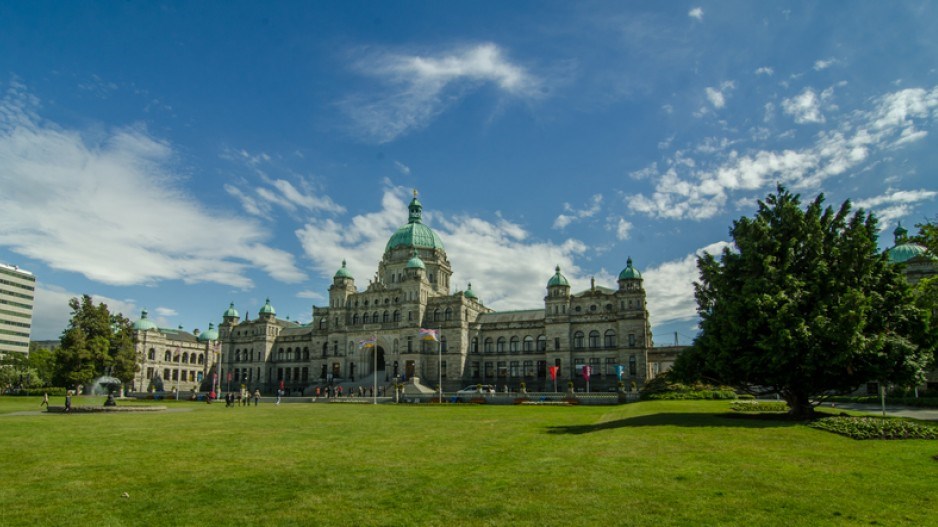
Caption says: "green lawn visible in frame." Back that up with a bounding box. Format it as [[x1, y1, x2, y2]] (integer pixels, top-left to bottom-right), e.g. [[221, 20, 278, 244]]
[[0, 397, 935, 526]]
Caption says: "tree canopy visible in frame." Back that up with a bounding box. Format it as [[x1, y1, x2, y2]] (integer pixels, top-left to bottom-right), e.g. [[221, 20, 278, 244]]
[[672, 186, 936, 418], [52, 295, 137, 390]]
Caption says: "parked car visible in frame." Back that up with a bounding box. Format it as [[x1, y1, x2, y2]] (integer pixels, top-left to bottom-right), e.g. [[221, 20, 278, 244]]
[[457, 384, 497, 394]]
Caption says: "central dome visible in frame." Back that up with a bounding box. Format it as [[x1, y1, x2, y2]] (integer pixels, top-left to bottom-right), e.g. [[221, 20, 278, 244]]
[[385, 192, 445, 252]]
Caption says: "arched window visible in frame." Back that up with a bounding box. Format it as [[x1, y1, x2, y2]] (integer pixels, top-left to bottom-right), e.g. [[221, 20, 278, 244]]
[[198, 354, 204, 365], [191, 353, 197, 364], [484, 338, 494, 353], [234, 350, 241, 362], [537, 335, 547, 352], [604, 330, 616, 348], [496, 337, 506, 353], [278, 348, 284, 361], [294, 349, 301, 361], [444, 308, 453, 321], [303, 347, 309, 360], [509, 336, 520, 353], [433, 308, 441, 322], [588, 331, 600, 349], [148, 348, 156, 360], [573, 331, 585, 349], [363, 313, 371, 324], [441, 335, 448, 353], [164, 350, 171, 362], [523, 335, 534, 352], [182, 352, 189, 363], [373, 311, 379, 323], [319, 318, 326, 329], [471, 337, 479, 353], [629, 355, 637, 375], [383, 310, 390, 323], [393, 310, 401, 322], [353, 314, 359, 325]]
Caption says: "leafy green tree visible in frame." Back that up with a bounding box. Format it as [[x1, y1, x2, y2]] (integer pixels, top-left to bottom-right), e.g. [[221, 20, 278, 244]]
[[52, 295, 138, 390], [673, 186, 935, 418], [26, 344, 56, 387]]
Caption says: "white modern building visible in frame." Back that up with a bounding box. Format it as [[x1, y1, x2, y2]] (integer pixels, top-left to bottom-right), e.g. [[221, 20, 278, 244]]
[[0, 263, 35, 356]]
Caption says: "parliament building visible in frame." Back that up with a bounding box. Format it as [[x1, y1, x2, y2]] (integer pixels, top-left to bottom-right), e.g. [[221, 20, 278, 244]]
[[131, 193, 660, 395]]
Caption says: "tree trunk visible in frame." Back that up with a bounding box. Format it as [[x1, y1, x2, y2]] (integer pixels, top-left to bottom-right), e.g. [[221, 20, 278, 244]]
[[784, 392, 816, 420]]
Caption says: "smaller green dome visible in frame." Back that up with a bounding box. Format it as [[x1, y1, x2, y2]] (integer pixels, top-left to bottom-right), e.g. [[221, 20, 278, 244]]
[[259, 298, 276, 316], [547, 266, 569, 287], [132, 309, 158, 331], [619, 257, 642, 280], [463, 282, 478, 299], [406, 250, 426, 270], [198, 322, 219, 342], [334, 260, 353, 279], [223, 302, 239, 319]]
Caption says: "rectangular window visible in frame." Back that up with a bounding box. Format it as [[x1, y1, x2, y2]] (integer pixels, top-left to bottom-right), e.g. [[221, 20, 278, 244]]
[[471, 361, 480, 379], [554, 337, 560, 350], [628, 334, 636, 347], [523, 360, 534, 377], [441, 361, 447, 379], [484, 361, 494, 379], [509, 361, 519, 377], [589, 358, 601, 378], [573, 358, 584, 379], [497, 361, 508, 378], [605, 357, 616, 377]]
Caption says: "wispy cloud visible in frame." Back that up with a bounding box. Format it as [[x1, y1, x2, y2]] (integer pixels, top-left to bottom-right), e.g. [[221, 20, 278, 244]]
[[627, 86, 938, 220], [343, 43, 543, 143], [814, 58, 836, 71], [705, 81, 735, 110], [0, 83, 306, 288], [781, 87, 834, 124], [688, 7, 704, 21], [394, 160, 411, 175], [553, 194, 603, 229], [755, 66, 774, 76]]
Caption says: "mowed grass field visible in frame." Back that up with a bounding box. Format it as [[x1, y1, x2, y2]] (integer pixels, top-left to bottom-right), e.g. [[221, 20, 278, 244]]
[[0, 397, 935, 527]]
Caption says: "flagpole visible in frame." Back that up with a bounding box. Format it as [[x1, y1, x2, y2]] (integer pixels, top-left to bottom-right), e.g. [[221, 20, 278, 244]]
[[373, 331, 377, 405]]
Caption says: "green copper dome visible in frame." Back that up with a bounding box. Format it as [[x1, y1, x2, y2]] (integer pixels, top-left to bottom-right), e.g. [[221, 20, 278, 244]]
[[887, 221, 934, 264], [619, 257, 642, 280], [198, 322, 219, 342], [132, 309, 158, 331], [334, 260, 353, 279], [223, 302, 239, 319], [406, 250, 426, 270], [888, 243, 932, 264], [463, 282, 478, 299], [547, 266, 569, 287], [385, 192, 445, 252], [259, 298, 276, 316]]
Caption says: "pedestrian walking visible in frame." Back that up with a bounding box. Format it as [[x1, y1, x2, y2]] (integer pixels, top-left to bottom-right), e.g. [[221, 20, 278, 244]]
[[40, 392, 49, 407], [276, 389, 282, 405], [253, 389, 260, 406], [65, 391, 72, 413]]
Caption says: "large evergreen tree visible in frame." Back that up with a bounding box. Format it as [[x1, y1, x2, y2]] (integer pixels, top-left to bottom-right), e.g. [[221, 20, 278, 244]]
[[52, 295, 138, 390], [673, 186, 935, 418]]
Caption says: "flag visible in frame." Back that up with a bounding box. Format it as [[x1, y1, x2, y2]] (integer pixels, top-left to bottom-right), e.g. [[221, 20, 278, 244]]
[[582, 365, 591, 381], [418, 328, 439, 341], [548, 366, 559, 381], [615, 365, 625, 380], [358, 337, 376, 349]]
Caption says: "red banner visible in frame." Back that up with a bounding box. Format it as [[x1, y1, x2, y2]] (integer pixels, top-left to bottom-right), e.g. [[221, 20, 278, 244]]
[[582, 365, 591, 382], [279, 380, 285, 390], [548, 366, 559, 380]]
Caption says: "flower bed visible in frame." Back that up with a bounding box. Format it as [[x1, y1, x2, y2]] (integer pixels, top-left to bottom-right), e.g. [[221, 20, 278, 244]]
[[809, 416, 938, 440]]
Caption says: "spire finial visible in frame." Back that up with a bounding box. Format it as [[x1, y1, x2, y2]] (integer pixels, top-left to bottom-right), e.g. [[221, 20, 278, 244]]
[[413, 188, 418, 199]]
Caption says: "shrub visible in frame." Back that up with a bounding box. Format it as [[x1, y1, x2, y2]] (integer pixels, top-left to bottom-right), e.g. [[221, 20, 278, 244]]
[[809, 416, 938, 440], [730, 401, 788, 412]]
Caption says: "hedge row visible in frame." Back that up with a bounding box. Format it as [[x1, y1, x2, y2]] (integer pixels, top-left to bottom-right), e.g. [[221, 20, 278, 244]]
[[730, 401, 788, 412], [642, 390, 738, 401]]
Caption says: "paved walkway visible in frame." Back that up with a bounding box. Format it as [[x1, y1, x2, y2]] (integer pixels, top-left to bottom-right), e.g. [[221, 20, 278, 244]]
[[818, 402, 938, 421]]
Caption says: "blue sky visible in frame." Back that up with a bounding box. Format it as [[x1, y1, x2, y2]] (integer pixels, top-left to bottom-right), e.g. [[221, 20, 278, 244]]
[[2, 1, 937, 343]]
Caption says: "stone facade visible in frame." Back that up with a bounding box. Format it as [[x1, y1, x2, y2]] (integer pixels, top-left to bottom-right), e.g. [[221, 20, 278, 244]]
[[131, 309, 218, 393], [213, 194, 656, 395]]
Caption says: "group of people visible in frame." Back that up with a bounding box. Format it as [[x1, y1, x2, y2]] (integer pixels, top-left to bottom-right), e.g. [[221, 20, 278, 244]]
[[225, 389, 261, 407]]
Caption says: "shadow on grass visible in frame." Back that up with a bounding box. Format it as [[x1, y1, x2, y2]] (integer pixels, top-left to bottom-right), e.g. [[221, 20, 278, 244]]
[[545, 412, 804, 435]]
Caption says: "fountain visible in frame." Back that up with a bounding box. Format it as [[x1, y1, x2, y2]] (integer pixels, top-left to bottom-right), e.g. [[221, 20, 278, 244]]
[[91, 375, 123, 396]]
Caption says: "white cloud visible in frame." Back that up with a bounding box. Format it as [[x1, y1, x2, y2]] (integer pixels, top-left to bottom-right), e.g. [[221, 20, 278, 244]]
[[627, 86, 938, 220], [814, 58, 836, 71], [688, 7, 704, 21], [552, 194, 603, 229], [614, 218, 632, 240], [297, 290, 325, 300], [643, 241, 733, 327], [155, 307, 178, 317], [394, 160, 411, 175], [854, 188, 938, 229], [705, 81, 735, 110], [0, 84, 306, 288], [755, 67, 774, 76], [343, 43, 543, 143], [295, 183, 591, 311], [781, 88, 827, 124]]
